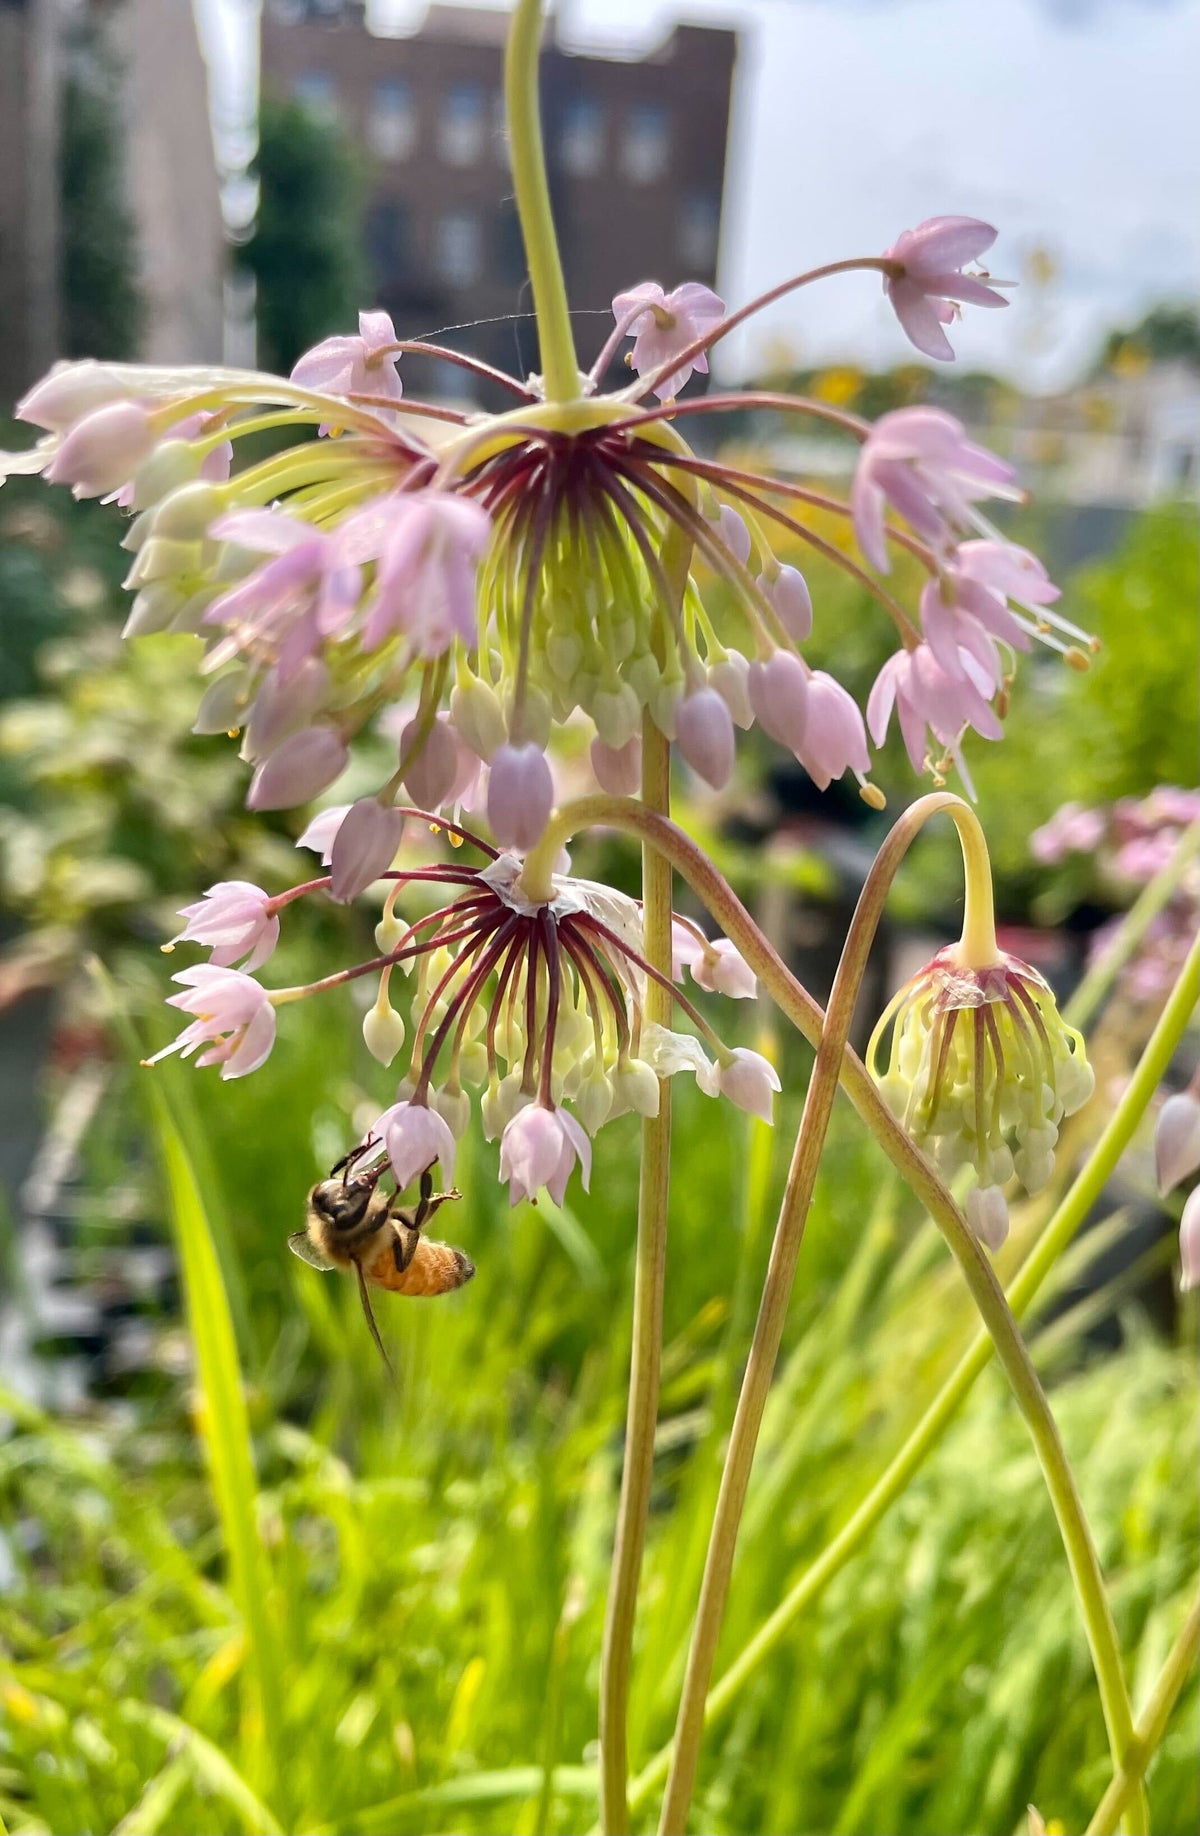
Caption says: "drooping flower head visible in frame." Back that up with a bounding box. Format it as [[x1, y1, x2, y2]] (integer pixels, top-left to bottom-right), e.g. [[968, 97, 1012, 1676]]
[[870, 944, 1094, 1249]]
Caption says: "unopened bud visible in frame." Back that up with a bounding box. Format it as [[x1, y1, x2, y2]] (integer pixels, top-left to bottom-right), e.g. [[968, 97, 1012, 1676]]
[[1155, 1091, 1200, 1195], [675, 686, 735, 790], [363, 995, 406, 1066], [450, 675, 507, 762], [247, 725, 348, 811], [748, 650, 808, 752], [488, 743, 554, 851]]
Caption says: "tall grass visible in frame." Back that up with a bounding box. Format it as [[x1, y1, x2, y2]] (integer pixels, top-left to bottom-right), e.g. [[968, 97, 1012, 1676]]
[[0, 967, 1195, 1835]]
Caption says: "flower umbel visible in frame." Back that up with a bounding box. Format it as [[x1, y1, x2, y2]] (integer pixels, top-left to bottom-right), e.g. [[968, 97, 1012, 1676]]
[[870, 944, 1094, 1248]]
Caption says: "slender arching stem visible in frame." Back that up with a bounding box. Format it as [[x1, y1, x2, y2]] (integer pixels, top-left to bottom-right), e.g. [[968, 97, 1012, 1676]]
[[598, 720, 673, 1834], [504, 0, 579, 401], [524, 793, 1145, 1836]]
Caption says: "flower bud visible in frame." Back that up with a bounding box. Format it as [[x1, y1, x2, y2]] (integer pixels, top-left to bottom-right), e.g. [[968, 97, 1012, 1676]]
[[330, 797, 404, 902], [798, 672, 870, 791], [966, 1183, 1010, 1252], [591, 733, 642, 795], [482, 1072, 527, 1142], [718, 1047, 781, 1123], [247, 725, 348, 811], [363, 993, 406, 1066], [691, 937, 757, 1000], [592, 682, 642, 750], [675, 686, 736, 790], [245, 659, 331, 758], [123, 582, 186, 638], [766, 565, 813, 643], [400, 714, 459, 811], [150, 480, 224, 540], [1155, 1091, 1200, 1195], [433, 1084, 472, 1139], [716, 503, 751, 567], [17, 361, 131, 431], [709, 650, 755, 729], [193, 669, 252, 736], [614, 1056, 660, 1118], [748, 651, 808, 752], [450, 675, 507, 762], [44, 401, 155, 498], [488, 743, 554, 851], [129, 440, 205, 511]]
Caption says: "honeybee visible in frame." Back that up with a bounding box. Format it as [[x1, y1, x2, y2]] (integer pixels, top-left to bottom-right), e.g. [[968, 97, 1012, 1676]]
[[290, 1149, 474, 1372]]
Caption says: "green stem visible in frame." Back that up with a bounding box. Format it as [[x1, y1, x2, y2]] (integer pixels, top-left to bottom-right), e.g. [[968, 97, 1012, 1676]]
[[534, 793, 1146, 1836], [658, 798, 943, 1831], [628, 923, 1200, 1817], [1086, 1593, 1200, 1836], [504, 0, 579, 401], [597, 722, 674, 1834]]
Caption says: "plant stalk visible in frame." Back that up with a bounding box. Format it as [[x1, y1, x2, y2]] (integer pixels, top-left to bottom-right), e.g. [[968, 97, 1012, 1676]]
[[597, 720, 673, 1834], [1086, 1592, 1200, 1836], [504, 0, 579, 401]]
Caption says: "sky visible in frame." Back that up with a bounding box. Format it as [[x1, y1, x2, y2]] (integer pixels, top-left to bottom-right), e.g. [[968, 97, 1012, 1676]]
[[196, 0, 1200, 389]]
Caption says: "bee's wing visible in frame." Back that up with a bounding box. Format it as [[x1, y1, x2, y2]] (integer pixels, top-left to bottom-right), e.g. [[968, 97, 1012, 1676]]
[[288, 1230, 336, 1271]]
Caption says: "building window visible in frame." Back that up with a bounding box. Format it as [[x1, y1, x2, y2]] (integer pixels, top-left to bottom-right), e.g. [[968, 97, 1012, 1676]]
[[369, 78, 416, 162], [436, 210, 482, 288], [439, 83, 486, 167], [679, 193, 720, 269], [292, 70, 338, 122], [560, 96, 605, 178], [366, 200, 409, 288], [621, 102, 669, 185]]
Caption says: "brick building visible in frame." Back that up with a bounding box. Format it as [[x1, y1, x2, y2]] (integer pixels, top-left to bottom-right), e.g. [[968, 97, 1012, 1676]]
[[261, 0, 738, 398]]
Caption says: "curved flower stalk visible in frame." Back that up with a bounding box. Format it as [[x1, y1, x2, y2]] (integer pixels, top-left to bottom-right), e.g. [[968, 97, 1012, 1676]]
[[146, 816, 771, 1207]]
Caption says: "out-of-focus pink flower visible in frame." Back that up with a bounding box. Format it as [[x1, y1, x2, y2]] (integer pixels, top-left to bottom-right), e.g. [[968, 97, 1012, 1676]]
[[851, 408, 1020, 573], [675, 686, 735, 790], [716, 503, 751, 566], [291, 309, 403, 408], [488, 742, 554, 850], [882, 216, 1009, 361], [611, 280, 725, 400], [207, 507, 371, 679], [1179, 1186, 1200, 1292], [354, 491, 490, 658], [499, 1102, 592, 1206], [1030, 803, 1106, 865], [748, 650, 808, 752], [1114, 833, 1178, 882], [171, 881, 279, 972], [247, 725, 349, 811], [867, 642, 1001, 772], [147, 965, 276, 1079], [798, 671, 870, 791], [375, 1098, 456, 1189], [330, 798, 404, 902], [718, 1048, 781, 1122], [44, 402, 155, 498]]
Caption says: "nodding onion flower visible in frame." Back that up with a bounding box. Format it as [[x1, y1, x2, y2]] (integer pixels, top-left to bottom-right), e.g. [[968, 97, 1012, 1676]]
[[869, 944, 1094, 1250], [148, 815, 775, 1208], [3, 206, 1084, 858]]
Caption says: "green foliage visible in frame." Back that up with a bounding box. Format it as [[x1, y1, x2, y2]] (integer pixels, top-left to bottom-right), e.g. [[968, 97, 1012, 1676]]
[[59, 63, 143, 360], [238, 98, 366, 376], [1102, 304, 1200, 372], [0, 979, 1195, 1834]]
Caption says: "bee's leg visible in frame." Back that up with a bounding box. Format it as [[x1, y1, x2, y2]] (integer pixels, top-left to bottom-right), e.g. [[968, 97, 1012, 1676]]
[[411, 1165, 461, 1231], [330, 1135, 382, 1184]]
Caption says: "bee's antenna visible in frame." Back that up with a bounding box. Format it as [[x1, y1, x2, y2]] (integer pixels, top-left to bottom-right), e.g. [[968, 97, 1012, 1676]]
[[353, 1258, 395, 1380]]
